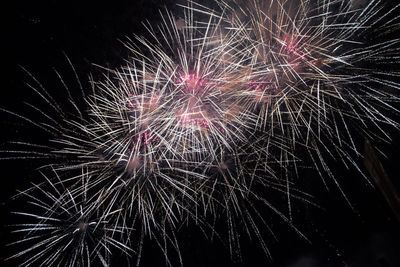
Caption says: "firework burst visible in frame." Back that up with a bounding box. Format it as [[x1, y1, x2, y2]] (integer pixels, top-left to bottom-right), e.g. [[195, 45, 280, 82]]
[[209, 0, 400, 189], [7, 169, 132, 266], [3, 0, 400, 266]]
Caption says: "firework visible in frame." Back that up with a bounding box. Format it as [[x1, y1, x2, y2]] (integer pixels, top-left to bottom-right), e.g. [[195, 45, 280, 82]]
[[209, 0, 400, 189], [3, 0, 400, 266], [7, 169, 132, 266]]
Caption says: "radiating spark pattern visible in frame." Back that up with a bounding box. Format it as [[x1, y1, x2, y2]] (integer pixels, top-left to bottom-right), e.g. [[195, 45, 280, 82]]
[[3, 0, 400, 266], [7, 170, 132, 266]]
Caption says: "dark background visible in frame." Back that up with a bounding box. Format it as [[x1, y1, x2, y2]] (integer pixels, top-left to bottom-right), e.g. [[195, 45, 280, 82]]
[[2, 0, 400, 266]]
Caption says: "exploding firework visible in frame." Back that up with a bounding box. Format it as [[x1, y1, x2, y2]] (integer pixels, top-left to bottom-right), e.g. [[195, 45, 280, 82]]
[[3, 0, 400, 266], [210, 0, 400, 193], [7, 169, 132, 266]]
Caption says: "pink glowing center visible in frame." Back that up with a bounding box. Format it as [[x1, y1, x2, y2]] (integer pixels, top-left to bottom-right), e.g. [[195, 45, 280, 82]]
[[280, 35, 306, 60], [179, 74, 206, 93], [178, 111, 210, 128]]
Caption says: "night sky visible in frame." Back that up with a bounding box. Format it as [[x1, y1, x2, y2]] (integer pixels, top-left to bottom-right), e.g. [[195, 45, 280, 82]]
[[2, 0, 400, 266]]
